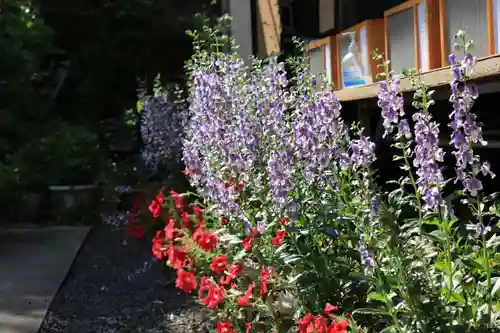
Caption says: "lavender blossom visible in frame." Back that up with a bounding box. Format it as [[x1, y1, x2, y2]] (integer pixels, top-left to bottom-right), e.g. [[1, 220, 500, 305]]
[[475, 223, 491, 237], [257, 219, 266, 234], [183, 54, 296, 212], [448, 47, 494, 197], [266, 149, 294, 207], [348, 136, 376, 168], [412, 110, 444, 211], [139, 88, 187, 172], [359, 239, 374, 267], [466, 221, 492, 237], [397, 119, 412, 141], [292, 88, 347, 181], [377, 75, 405, 137]]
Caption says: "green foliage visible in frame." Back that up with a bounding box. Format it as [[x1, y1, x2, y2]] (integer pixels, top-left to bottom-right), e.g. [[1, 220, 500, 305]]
[[41, 125, 103, 185], [133, 25, 500, 333], [0, 0, 59, 156]]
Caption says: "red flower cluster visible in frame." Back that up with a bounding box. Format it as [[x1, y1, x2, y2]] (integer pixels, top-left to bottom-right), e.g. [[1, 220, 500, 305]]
[[242, 227, 258, 251], [210, 256, 227, 274], [148, 191, 165, 218], [237, 282, 255, 306], [199, 276, 225, 308], [217, 321, 235, 333], [141, 191, 346, 333], [272, 230, 287, 246], [298, 303, 349, 333]]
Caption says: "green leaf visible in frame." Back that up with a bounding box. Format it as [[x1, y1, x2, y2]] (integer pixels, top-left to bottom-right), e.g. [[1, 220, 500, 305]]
[[444, 290, 466, 305], [434, 260, 450, 274], [462, 257, 483, 270], [367, 291, 388, 304], [352, 308, 388, 315], [233, 250, 247, 261], [423, 218, 441, 227], [491, 277, 500, 296]]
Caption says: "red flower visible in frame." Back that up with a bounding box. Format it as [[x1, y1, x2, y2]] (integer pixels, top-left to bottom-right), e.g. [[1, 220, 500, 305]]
[[193, 206, 204, 223], [148, 192, 165, 218], [225, 176, 234, 189], [216, 321, 235, 333], [259, 266, 273, 296], [245, 322, 252, 333], [182, 169, 192, 175], [148, 201, 161, 218], [192, 218, 207, 242], [327, 319, 349, 333], [175, 269, 197, 293], [220, 262, 243, 285], [237, 282, 255, 306], [181, 211, 191, 229], [156, 191, 165, 205], [298, 314, 328, 333], [271, 230, 287, 246], [197, 232, 217, 252], [242, 228, 258, 251], [170, 191, 184, 212], [210, 256, 227, 274], [234, 182, 244, 192], [324, 303, 339, 315], [164, 219, 176, 239], [164, 218, 185, 241], [280, 217, 289, 225], [152, 231, 167, 260], [199, 277, 225, 308], [298, 313, 313, 333], [128, 224, 145, 239], [221, 216, 229, 225], [167, 246, 187, 270]]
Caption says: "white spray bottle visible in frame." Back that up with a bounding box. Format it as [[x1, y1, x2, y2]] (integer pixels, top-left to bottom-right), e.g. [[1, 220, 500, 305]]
[[341, 32, 367, 88]]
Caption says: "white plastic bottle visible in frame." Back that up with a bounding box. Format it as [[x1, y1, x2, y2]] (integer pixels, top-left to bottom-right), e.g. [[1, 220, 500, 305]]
[[341, 32, 367, 88]]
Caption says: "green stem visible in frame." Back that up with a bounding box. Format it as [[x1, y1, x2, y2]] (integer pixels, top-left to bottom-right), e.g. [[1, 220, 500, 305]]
[[477, 196, 492, 328]]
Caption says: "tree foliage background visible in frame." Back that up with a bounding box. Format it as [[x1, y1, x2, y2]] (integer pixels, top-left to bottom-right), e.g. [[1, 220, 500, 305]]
[[1, 0, 216, 157]]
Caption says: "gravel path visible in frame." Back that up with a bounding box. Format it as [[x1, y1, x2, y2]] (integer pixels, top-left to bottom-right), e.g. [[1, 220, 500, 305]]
[[38, 212, 212, 333]]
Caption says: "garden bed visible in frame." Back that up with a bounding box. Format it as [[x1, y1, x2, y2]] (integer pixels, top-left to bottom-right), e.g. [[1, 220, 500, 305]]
[[37, 212, 213, 333]]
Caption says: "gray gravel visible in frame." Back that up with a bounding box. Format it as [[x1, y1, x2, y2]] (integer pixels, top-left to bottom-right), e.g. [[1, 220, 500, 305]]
[[38, 212, 212, 333]]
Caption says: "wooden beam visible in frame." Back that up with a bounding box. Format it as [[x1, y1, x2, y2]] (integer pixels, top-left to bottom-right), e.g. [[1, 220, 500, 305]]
[[334, 54, 500, 102]]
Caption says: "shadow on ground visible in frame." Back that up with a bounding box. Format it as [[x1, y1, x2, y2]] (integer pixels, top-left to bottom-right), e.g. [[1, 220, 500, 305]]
[[36, 216, 209, 333]]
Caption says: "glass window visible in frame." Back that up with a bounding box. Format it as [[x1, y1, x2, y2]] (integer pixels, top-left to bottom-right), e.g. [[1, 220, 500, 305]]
[[309, 47, 325, 76], [445, 0, 488, 58], [388, 8, 416, 73]]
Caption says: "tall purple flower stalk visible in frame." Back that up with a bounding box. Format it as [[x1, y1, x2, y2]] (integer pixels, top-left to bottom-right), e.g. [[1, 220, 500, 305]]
[[139, 88, 186, 172], [292, 88, 346, 181], [348, 136, 376, 168], [377, 75, 405, 137], [183, 54, 296, 212], [252, 59, 295, 208], [412, 110, 444, 211], [448, 51, 494, 197]]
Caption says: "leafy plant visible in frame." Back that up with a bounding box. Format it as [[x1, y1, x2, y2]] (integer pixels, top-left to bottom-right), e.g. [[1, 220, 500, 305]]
[[128, 24, 500, 333], [40, 124, 103, 185]]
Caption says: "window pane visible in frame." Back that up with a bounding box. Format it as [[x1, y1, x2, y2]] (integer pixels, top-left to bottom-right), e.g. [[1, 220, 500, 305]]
[[309, 48, 325, 76], [418, 2, 430, 71], [445, 0, 488, 58], [388, 8, 416, 73]]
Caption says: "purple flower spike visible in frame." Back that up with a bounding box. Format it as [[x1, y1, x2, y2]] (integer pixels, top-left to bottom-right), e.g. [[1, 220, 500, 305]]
[[448, 48, 493, 197]]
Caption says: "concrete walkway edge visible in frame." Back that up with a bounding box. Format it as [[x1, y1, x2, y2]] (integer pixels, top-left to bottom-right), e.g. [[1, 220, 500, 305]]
[[0, 226, 91, 333]]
